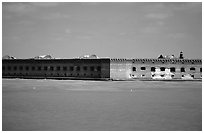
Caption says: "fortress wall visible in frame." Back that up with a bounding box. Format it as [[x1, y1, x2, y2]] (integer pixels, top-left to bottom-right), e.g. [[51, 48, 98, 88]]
[[2, 59, 110, 80], [110, 59, 132, 80], [111, 59, 202, 80]]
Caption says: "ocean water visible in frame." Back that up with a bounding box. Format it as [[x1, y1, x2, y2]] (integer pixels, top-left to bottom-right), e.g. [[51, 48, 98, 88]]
[[2, 79, 202, 131]]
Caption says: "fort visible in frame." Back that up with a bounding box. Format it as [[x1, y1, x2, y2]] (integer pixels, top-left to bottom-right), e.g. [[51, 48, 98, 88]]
[[2, 52, 202, 81]]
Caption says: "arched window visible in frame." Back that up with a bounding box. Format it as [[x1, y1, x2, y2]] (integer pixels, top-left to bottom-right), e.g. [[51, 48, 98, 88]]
[[90, 66, 94, 71], [141, 67, 146, 71], [97, 66, 101, 72], [63, 66, 67, 71], [57, 66, 61, 71], [44, 66, 48, 71], [76, 66, 80, 71], [151, 67, 155, 72], [181, 67, 185, 72], [83, 66, 87, 71], [170, 67, 176, 72], [132, 67, 136, 71], [190, 67, 195, 71], [160, 67, 165, 71], [70, 66, 74, 71]]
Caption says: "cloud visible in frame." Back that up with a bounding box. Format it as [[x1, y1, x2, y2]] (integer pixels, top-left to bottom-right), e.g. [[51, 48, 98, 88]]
[[167, 33, 186, 39], [145, 13, 172, 20], [31, 2, 60, 7], [3, 3, 36, 14], [41, 12, 71, 20]]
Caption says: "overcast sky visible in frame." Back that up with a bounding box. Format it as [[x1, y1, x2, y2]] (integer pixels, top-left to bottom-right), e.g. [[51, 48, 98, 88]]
[[2, 2, 202, 59]]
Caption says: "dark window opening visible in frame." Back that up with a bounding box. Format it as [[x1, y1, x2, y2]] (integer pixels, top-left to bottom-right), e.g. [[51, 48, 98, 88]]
[[26, 66, 29, 71], [191, 75, 194, 78], [50, 66, 54, 71], [160, 67, 165, 71], [77, 73, 79, 76], [63, 66, 67, 71], [170, 67, 176, 72], [132, 67, 136, 71], [190, 67, 195, 71], [151, 67, 155, 72], [57, 66, 61, 71], [161, 74, 165, 77], [32, 66, 35, 71], [181, 67, 185, 72], [83, 66, 87, 71], [38, 66, 41, 71], [64, 73, 67, 76], [76, 66, 80, 71], [171, 75, 174, 78], [97, 66, 101, 72], [19, 66, 23, 71], [14, 66, 17, 71], [200, 68, 202, 72], [70, 66, 74, 71], [141, 67, 146, 71], [44, 66, 48, 71], [7, 66, 11, 70], [142, 74, 145, 77], [90, 66, 94, 71]]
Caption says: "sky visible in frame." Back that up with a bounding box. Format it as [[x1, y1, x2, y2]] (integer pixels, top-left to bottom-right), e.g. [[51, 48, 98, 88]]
[[2, 2, 202, 59]]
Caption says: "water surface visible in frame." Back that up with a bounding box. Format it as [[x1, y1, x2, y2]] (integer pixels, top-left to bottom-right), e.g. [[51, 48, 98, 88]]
[[2, 79, 202, 131]]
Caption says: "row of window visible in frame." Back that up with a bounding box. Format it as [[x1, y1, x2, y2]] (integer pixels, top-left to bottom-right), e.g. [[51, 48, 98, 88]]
[[2, 66, 101, 72], [130, 74, 200, 78], [3, 73, 101, 77], [132, 67, 202, 72]]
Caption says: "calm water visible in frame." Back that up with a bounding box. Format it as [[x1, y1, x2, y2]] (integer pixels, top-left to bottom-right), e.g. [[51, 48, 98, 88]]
[[2, 79, 202, 131]]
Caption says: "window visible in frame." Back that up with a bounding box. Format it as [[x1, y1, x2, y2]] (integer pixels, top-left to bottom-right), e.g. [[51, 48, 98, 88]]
[[200, 68, 202, 72], [63, 66, 67, 71], [191, 75, 194, 78], [90, 66, 94, 71], [70, 66, 74, 71], [181, 67, 185, 72], [8, 66, 11, 70], [160, 67, 165, 71], [97, 66, 101, 72], [19, 66, 23, 71], [170, 67, 176, 72], [190, 67, 195, 71], [32, 66, 35, 71], [151, 67, 155, 72], [57, 66, 61, 71], [38, 66, 41, 71], [26, 66, 29, 71], [14, 66, 17, 71], [83, 66, 87, 71], [141, 67, 146, 71], [50, 66, 54, 71], [44, 66, 48, 71], [76, 66, 80, 71], [132, 67, 136, 71]]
